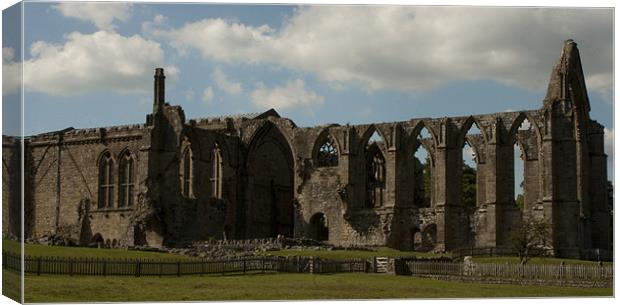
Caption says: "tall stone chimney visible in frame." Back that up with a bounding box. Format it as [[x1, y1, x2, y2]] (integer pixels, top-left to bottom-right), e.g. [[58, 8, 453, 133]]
[[153, 67, 165, 112]]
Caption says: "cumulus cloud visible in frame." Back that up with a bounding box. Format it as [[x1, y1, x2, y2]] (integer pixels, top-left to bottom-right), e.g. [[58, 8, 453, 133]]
[[3, 47, 15, 62], [202, 86, 214, 104], [55, 3, 132, 30], [250, 79, 324, 109], [151, 7, 612, 96], [2, 47, 21, 95], [586, 73, 613, 104], [213, 67, 242, 95], [22, 31, 177, 95]]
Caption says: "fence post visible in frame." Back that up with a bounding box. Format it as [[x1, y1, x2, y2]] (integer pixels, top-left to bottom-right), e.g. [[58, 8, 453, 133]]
[[243, 257, 246, 274], [177, 261, 181, 277], [36, 257, 41, 276], [135, 260, 141, 277], [262, 257, 265, 273], [159, 262, 163, 277], [103, 260, 107, 276], [69, 260, 73, 277]]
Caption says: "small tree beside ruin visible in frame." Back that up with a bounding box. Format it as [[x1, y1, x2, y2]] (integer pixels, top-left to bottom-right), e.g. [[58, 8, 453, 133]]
[[510, 217, 551, 265]]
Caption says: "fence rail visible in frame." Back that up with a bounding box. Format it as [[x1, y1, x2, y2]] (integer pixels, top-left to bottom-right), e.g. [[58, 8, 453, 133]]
[[4, 251, 612, 283], [397, 259, 613, 282], [470, 262, 613, 281], [2, 251, 366, 277], [406, 261, 463, 276], [451, 247, 614, 262]]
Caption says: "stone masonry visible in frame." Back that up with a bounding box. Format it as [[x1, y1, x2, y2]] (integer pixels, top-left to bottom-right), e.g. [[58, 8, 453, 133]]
[[2, 40, 612, 258]]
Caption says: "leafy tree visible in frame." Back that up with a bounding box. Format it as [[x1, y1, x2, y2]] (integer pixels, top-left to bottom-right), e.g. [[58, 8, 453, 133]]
[[422, 156, 432, 207], [420, 158, 477, 210], [461, 163, 477, 210], [510, 217, 551, 265], [515, 194, 524, 210]]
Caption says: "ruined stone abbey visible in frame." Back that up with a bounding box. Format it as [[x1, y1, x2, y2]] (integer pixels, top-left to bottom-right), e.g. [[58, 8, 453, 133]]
[[2, 40, 612, 258]]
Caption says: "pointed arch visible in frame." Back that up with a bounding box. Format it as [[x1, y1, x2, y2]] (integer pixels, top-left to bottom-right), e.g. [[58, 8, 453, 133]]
[[359, 124, 389, 154], [180, 145, 193, 198], [247, 120, 297, 170], [97, 150, 115, 209], [211, 142, 223, 199], [508, 112, 542, 143], [409, 120, 439, 151], [118, 149, 135, 207], [245, 120, 296, 238], [313, 128, 340, 167], [365, 143, 386, 208], [409, 120, 437, 209], [458, 116, 487, 148]]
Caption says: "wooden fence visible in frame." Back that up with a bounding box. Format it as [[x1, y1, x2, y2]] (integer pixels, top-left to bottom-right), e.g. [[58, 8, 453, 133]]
[[451, 247, 613, 262], [469, 262, 613, 281], [404, 261, 463, 276], [398, 260, 613, 282], [2, 252, 366, 276]]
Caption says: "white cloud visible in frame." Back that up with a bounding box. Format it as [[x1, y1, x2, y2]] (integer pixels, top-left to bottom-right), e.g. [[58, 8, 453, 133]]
[[184, 89, 195, 101], [202, 86, 214, 104], [212, 67, 242, 95], [250, 79, 324, 109], [142, 14, 168, 35], [55, 3, 132, 30], [22, 31, 177, 95], [153, 7, 612, 96], [586, 73, 613, 103], [3, 47, 14, 62], [3, 47, 21, 95]]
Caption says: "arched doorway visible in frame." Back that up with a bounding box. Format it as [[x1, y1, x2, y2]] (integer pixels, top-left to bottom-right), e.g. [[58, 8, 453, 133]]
[[309, 213, 329, 241], [91, 233, 104, 247], [421, 224, 437, 251], [410, 227, 422, 250], [246, 123, 295, 238]]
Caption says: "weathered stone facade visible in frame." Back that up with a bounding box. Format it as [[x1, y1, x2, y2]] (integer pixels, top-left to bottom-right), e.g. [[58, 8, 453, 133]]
[[2, 40, 611, 258]]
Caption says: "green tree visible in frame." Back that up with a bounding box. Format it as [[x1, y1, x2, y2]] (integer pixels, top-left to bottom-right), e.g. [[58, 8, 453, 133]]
[[515, 194, 524, 210], [423, 156, 432, 206], [510, 217, 551, 264], [421, 158, 477, 210], [461, 163, 477, 210]]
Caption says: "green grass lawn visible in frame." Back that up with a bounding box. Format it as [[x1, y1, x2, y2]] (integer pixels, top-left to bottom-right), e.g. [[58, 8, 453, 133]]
[[265, 246, 448, 260], [3, 270, 609, 302], [2, 269, 22, 302], [2, 239, 194, 260]]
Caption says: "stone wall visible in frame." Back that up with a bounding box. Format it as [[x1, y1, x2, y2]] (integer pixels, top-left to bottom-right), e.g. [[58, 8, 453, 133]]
[[3, 40, 611, 257]]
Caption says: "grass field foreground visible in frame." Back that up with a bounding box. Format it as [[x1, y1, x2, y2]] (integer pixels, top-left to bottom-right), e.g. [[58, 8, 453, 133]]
[[2, 270, 610, 302]]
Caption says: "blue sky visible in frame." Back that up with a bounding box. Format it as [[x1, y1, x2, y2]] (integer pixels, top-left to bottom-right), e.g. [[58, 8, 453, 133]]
[[1, 2, 614, 190]]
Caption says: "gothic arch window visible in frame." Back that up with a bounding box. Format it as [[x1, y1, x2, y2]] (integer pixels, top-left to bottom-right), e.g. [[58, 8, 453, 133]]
[[98, 152, 114, 209], [316, 135, 339, 167], [211, 143, 223, 199], [118, 150, 135, 208], [366, 145, 385, 208], [181, 147, 193, 198]]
